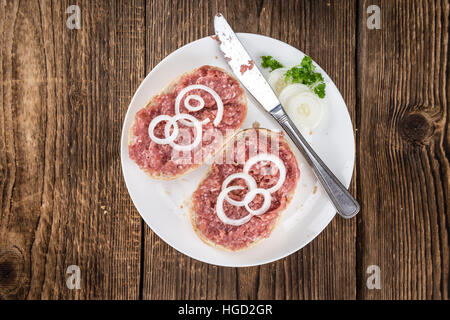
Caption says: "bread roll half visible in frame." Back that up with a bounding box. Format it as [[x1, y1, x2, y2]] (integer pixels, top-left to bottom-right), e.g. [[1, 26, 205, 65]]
[[191, 128, 300, 251], [128, 65, 247, 180]]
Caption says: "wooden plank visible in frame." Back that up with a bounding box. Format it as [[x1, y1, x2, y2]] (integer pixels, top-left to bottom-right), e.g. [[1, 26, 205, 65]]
[[142, 0, 237, 300], [357, 0, 449, 299], [142, 0, 357, 299], [4, 0, 446, 301], [0, 0, 145, 299]]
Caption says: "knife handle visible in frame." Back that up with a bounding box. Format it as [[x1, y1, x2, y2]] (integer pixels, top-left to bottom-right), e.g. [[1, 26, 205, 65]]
[[270, 104, 360, 219]]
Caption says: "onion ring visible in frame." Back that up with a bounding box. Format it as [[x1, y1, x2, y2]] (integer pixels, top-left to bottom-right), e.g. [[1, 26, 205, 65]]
[[163, 113, 202, 151], [243, 188, 272, 216], [148, 115, 178, 145], [222, 173, 257, 206], [215, 153, 288, 226], [216, 186, 252, 226], [243, 154, 286, 193], [175, 84, 224, 127]]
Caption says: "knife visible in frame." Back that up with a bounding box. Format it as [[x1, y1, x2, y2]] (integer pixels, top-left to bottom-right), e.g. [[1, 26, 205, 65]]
[[214, 13, 360, 219]]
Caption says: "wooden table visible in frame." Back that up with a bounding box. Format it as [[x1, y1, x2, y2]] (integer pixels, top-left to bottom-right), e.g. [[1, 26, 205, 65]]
[[0, 0, 448, 300]]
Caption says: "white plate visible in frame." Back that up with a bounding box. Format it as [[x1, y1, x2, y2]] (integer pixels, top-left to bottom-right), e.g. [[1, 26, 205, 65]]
[[121, 33, 355, 267]]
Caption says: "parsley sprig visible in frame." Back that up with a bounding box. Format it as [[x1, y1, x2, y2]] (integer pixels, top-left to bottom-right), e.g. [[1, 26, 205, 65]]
[[261, 56, 284, 71], [285, 56, 326, 98], [261, 55, 326, 98]]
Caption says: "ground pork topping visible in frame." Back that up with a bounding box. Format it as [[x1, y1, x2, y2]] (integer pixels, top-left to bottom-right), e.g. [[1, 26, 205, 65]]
[[192, 130, 300, 250], [129, 66, 246, 176]]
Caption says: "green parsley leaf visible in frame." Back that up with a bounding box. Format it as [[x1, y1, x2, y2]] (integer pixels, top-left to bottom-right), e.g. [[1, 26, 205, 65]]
[[284, 56, 326, 98], [313, 82, 326, 99], [261, 56, 284, 71]]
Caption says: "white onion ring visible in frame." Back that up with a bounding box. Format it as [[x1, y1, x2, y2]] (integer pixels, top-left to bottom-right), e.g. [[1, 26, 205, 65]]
[[184, 95, 204, 111], [164, 114, 202, 151], [222, 173, 257, 206], [148, 113, 202, 152], [243, 188, 272, 216], [215, 153, 288, 226], [216, 186, 252, 226], [148, 115, 178, 145], [285, 91, 323, 129], [243, 154, 286, 193], [279, 83, 310, 105], [175, 84, 224, 127], [267, 67, 289, 95]]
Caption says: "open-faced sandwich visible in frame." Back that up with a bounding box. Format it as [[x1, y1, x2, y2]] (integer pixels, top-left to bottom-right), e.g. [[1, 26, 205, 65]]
[[191, 128, 300, 251], [128, 65, 247, 179]]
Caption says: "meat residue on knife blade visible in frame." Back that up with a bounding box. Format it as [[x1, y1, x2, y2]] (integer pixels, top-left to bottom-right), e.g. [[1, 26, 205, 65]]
[[240, 60, 254, 75], [211, 35, 222, 44]]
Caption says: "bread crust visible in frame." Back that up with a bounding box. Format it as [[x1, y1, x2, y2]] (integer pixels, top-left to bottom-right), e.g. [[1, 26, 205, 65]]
[[190, 128, 299, 251], [128, 66, 247, 180]]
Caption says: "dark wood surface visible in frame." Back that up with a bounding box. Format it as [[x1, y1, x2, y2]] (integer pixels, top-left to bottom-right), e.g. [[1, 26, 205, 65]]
[[0, 0, 448, 300]]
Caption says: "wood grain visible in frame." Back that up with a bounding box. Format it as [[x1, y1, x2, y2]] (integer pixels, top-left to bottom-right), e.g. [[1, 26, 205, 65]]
[[0, 0, 145, 299], [141, 0, 358, 300], [357, 0, 449, 299], [0, 0, 448, 300]]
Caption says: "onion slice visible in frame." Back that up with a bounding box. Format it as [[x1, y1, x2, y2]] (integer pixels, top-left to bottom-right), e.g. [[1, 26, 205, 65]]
[[243, 154, 286, 193], [243, 188, 272, 216], [267, 68, 289, 95], [164, 114, 202, 151], [285, 91, 323, 129], [175, 84, 224, 127], [148, 115, 178, 145], [216, 186, 252, 226], [222, 173, 257, 206], [279, 83, 310, 105], [148, 113, 203, 152], [215, 153, 288, 226]]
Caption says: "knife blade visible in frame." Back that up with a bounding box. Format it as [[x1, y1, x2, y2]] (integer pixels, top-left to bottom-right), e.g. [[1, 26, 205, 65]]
[[213, 13, 360, 219], [214, 13, 279, 112]]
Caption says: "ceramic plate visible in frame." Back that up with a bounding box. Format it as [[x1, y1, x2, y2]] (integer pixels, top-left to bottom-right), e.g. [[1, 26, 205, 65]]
[[121, 33, 355, 267]]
